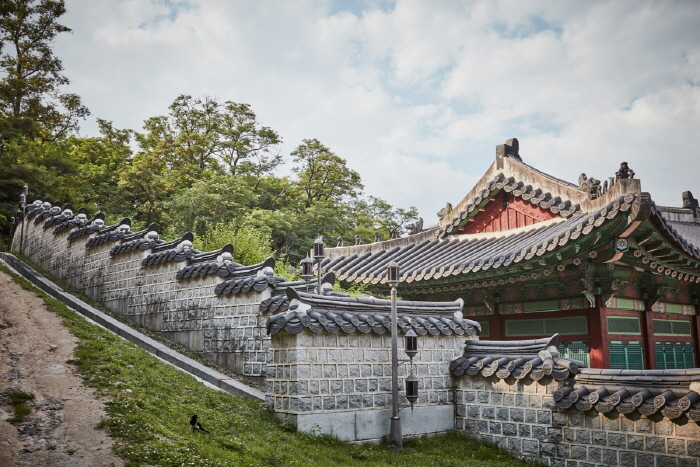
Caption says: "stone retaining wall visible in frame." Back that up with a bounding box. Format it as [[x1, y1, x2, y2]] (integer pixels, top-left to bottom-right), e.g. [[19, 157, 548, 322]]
[[454, 375, 700, 467], [11, 217, 271, 377], [266, 329, 471, 443]]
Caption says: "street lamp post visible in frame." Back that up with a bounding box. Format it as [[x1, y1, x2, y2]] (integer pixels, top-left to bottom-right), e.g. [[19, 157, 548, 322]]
[[313, 236, 325, 294], [19, 185, 28, 255], [387, 259, 402, 449]]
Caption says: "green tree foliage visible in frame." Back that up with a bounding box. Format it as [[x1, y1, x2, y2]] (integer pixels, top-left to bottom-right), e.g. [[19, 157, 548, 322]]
[[194, 222, 273, 266], [117, 149, 171, 228], [216, 101, 282, 177], [164, 173, 255, 237], [346, 196, 418, 243], [0, 0, 89, 141], [0, 0, 89, 241], [292, 138, 363, 208], [0, 4, 421, 264], [67, 119, 132, 216]]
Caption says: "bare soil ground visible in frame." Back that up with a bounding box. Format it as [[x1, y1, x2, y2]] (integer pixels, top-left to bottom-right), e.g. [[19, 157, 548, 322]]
[[0, 270, 124, 467]]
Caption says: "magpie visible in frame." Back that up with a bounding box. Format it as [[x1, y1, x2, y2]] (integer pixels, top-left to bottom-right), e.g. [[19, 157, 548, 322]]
[[190, 415, 210, 433]]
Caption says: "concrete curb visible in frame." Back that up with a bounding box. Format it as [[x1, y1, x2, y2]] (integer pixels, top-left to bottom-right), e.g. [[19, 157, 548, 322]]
[[0, 252, 265, 401]]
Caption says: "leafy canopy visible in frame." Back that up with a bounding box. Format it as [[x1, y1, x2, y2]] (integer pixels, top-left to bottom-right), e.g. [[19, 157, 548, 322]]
[[0, 0, 89, 141]]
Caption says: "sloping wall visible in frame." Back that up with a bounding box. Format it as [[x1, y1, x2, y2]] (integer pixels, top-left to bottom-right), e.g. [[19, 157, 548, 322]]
[[12, 210, 273, 377]]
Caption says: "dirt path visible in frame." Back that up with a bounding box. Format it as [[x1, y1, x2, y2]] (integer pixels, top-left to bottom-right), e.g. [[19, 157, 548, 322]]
[[0, 270, 124, 467]]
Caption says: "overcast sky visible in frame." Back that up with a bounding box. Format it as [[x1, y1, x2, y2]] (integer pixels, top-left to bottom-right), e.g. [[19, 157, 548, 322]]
[[54, 0, 700, 222]]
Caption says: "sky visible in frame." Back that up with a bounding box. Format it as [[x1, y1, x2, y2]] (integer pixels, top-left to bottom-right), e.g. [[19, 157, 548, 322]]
[[53, 0, 700, 222]]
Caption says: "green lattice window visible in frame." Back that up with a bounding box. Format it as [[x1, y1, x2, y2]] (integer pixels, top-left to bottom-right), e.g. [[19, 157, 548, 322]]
[[609, 341, 644, 370], [652, 319, 692, 336], [655, 342, 695, 369], [607, 316, 641, 335], [557, 341, 590, 367], [478, 321, 490, 337], [505, 316, 587, 337]]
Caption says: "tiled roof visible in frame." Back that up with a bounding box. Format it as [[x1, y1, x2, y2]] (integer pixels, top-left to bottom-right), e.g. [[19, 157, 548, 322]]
[[555, 368, 700, 421], [140, 232, 197, 265], [215, 273, 278, 295], [109, 223, 161, 255], [33, 205, 62, 225], [266, 288, 477, 337], [53, 208, 89, 234], [176, 248, 273, 281], [84, 218, 132, 247], [452, 334, 700, 422], [324, 194, 636, 285], [663, 220, 700, 251], [258, 274, 339, 311], [650, 203, 700, 257], [42, 204, 74, 229], [449, 334, 582, 381], [67, 213, 106, 240], [437, 173, 581, 238]]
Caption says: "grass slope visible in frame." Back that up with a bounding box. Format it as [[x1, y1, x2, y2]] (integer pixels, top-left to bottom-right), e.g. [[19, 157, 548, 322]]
[[1, 264, 539, 467]]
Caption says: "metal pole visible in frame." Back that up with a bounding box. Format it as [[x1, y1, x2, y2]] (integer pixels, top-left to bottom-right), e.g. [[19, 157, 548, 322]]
[[19, 203, 26, 256], [390, 285, 403, 449], [316, 259, 322, 294]]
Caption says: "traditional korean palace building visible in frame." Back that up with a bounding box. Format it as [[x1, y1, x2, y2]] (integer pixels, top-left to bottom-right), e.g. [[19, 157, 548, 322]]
[[323, 139, 700, 371]]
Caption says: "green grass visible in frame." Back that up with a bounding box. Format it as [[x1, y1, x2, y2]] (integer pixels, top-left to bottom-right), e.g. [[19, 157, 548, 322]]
[[7, 390, 35, 423], [0, 263, 539, 467]]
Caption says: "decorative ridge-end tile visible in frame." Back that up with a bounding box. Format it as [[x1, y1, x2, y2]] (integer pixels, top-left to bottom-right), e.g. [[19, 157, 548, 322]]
[[552, 368, 700, 420], [141, 232, 197, 266], [85, 218, 132, 248], [67, 212, 106, 240], [449, 334, 578, 381]]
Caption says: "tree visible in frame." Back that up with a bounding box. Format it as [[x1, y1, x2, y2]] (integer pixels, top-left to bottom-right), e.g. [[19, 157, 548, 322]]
[[137, 95, 221, 185], [117, 150, 172, 229], [136, 95, 282, 183], [0, 0, 89, 141], [68, 119, 132, 215], [194, 222, 273, 266], [164, 173, 255, 237], [346, 196, 418, 243], [217, 101, 282, 176], [291, 139, 363, 209]]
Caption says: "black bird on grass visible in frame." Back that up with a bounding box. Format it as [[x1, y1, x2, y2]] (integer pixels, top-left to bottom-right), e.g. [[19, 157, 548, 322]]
[[190, 415, 210, 433]]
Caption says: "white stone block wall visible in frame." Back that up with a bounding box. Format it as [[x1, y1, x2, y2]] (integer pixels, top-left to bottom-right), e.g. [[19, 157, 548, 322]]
[[266, 329, 473, 442], [10, 217, 272, 377], [454, 376, 700, 467]]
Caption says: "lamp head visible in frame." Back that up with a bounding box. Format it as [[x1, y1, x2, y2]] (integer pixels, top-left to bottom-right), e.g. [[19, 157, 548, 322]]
[[406, 371, 418, 410], [313, 236, 325, 260], [387, 259, 400, 288], [404, 328, 418, 361], [300, 254, 314, 280]]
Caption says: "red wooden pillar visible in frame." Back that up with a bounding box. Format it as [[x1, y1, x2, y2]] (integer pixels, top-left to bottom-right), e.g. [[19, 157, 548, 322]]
[[490, 305, 504, 341], [588, 296, 606, 368], [640, 307, 656, 369]]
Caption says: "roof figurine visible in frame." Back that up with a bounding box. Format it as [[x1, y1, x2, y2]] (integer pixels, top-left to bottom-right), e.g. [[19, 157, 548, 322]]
[[496, 137, 521, 161], [615, 161, 635, 180], [404, 217, 423, 235], [437, 203, 453, 220], [682, 191, 698, 218]]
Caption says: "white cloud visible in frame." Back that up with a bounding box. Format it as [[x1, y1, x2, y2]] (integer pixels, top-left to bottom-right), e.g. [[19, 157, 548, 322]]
[[53, 0, 700, 223]]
